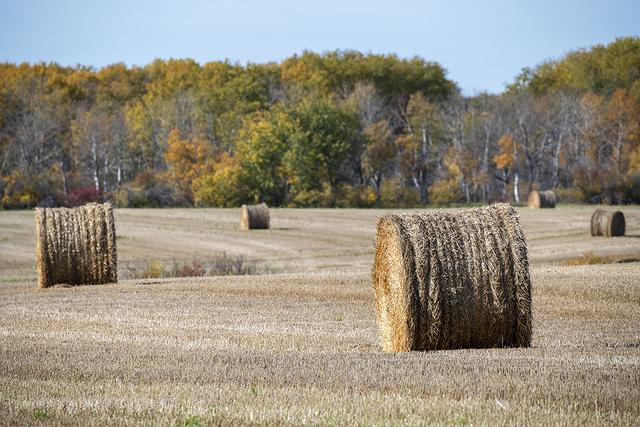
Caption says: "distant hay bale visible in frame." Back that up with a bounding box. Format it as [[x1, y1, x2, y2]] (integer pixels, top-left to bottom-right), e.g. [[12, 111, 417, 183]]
[[240, 203, 270, 230], [528, 190, 556, 208], [372, 203, 532, 352], [591, 209, 625, 237], [34, 203, 117, 288]]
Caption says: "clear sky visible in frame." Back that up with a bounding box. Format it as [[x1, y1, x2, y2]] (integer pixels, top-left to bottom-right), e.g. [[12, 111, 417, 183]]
[[1, 0, 638, 94]]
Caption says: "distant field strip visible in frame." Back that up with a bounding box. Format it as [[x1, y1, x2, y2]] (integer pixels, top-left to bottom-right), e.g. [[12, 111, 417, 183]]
[[1, 205, 640, 281]]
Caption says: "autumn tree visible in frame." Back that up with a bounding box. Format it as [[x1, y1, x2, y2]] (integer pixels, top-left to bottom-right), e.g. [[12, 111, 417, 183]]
[[164, 129, 214, 200], [284, 98, 361, 205], [2, 42, 640, 208], [493, 133, 518, 202], [235, 110, 293, 205], [605, 89, 640, 179], [362, 119, 396, 204], [397, 93, 445, 204]]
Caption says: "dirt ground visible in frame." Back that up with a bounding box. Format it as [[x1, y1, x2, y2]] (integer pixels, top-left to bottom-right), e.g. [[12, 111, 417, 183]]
[[0, 205, 639, 425]]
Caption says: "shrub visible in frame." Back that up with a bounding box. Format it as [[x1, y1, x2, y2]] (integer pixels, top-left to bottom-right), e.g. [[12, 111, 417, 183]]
[[622, 173, 640, 204], [116, 172, 188, 208], [553, 187, 583, 203], [192, 163, 245, 207], [1, 171, 39, 209], [428, 178, 464, 205], [379, 180, 420, 208], [68, 186, 100, 206], [288, 185, 332, 207], [334, 185, 376, 208], [125, 253, 269, 279]]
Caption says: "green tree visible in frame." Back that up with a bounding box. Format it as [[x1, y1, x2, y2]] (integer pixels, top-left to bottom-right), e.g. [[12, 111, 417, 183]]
[[397, 93, 445, 204], [362, 119, 396, 204], [235, 110, 293, 205], [285, 98, 360, 204]]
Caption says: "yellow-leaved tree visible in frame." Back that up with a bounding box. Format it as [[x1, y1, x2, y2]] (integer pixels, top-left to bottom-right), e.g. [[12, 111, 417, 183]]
[[192, 153, 245, 207], [164, 129, 214, 200]]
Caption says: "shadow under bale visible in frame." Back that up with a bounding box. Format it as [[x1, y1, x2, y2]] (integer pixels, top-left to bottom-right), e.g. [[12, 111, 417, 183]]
[[372, 203, 532, 352], [240, 203, 270, 230], [591, 209, 625, 237], [34, 203, 117, 288]]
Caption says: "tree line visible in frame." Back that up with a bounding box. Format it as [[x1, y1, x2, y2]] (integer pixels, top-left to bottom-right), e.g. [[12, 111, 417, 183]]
[[1, 37, 639, 209]]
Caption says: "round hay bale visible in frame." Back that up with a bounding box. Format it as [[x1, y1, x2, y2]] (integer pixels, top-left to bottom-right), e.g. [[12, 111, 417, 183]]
[[372, 203, 532, 352], [34, 203, 117, 288], [528, 190, 556, 208], [240, 203, 270, 230], [590, 209, 625, 237]]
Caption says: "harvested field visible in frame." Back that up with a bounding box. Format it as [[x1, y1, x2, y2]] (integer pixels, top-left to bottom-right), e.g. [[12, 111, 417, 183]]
[[2, 205, 640, 281], [1, 205, 640, 424], [0, 266, 639, 425]]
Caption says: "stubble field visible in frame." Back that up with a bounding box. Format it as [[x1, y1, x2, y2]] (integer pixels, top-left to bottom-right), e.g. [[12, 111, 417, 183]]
[[1, 205, 639, 425]]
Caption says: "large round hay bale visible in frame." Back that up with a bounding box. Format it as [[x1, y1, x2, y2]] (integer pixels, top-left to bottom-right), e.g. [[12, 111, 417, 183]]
[[372, 203, 532, 352], [528, 190, 556, 208], [34, 203, 117, 288], [240, 203, 270, 230], [590, 209, 625, 237]]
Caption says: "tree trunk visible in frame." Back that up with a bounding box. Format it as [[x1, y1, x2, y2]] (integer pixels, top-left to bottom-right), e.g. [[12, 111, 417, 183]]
[[551, 134, 563, 188], [91, 138, 100, 193], [462, 179, 470, 203], [482, 132, 490, 202], [59, 160, 68, 198], [371, 173, 382, 205]]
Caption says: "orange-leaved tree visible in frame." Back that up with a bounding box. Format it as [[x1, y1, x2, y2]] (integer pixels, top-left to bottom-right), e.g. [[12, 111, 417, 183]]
[[493, 133, 519, 201], [164, 129, 214, 200]]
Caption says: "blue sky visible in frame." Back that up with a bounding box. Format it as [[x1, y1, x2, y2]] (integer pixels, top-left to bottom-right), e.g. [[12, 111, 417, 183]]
[[1, 0, 638, 94]]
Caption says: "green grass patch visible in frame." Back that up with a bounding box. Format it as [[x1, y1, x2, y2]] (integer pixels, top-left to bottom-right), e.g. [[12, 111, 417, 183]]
[[32, 408, 49, 421], [178, 414, 202, 427]]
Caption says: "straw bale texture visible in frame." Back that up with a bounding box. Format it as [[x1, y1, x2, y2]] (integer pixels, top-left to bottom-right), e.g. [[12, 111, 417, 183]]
[[240, 203, 270, 230], [34, 203, 117, 288], [372, 203, 532, 352], [590, 209, 625, 237], [528, 190, 556, 208]]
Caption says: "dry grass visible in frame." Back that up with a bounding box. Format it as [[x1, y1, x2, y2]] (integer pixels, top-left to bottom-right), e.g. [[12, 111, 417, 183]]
[[1, 205, 640, 424], [563, 251, 640, 266], [0, 265, 638, 425], [373, 204, 531, 352]]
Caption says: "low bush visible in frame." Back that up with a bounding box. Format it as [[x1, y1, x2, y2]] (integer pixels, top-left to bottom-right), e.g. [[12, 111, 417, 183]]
[[125, 253, 271, 279], [116, 172, 188, 208]]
